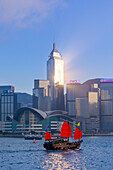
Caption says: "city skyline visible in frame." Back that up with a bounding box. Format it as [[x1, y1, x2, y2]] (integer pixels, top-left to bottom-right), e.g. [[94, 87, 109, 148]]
[[0, 0, 113, 94]]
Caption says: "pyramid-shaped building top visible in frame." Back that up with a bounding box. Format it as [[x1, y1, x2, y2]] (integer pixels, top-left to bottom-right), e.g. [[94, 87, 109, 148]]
[[48, 43, 62, 60]]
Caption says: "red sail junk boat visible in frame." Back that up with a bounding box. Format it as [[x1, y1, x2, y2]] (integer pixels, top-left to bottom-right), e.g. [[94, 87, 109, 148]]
[[43, 121, 83, 150]]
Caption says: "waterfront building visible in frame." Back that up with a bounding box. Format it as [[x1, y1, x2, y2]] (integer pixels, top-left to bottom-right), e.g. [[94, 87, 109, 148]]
[[88, 91, 99, 117], [66, 78, 113, 133], [66, 81, 90, 117], [0, 86, 14, 94], [84, 78, 113, 132], [1, 91, 17, 122], [55, 83, 64, 110], [66, 79, 100, 133], [76, 98, 89, 118], [0, 118, 17, 133], [47, 42, 64, 110], [100, 79, 113, 132], [13, 107, 74, 134], [0, 86, 17, 122], [33, 80, 51, 111]]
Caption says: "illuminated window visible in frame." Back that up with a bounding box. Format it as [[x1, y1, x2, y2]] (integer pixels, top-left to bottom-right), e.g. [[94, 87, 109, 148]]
[[94, 84, 98, 88]]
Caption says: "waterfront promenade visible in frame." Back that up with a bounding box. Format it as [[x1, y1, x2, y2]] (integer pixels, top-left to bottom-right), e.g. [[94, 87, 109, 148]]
[[1, 133, 113, 138]]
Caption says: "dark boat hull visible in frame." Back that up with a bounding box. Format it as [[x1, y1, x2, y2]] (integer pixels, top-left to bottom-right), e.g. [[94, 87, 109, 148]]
[[44, 140, 83, 150]]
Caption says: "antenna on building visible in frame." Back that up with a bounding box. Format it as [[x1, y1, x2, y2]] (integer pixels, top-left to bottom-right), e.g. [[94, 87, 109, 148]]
[[53, 32, 56, 50], [54, 32, 55, 44]]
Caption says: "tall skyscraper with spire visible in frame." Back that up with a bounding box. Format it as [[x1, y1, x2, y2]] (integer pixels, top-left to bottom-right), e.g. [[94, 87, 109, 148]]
[[47, 41, 64, 110]]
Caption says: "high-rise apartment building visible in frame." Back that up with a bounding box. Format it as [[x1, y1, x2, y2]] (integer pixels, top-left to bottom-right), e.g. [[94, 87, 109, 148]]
[[47, 42, 64, 110]]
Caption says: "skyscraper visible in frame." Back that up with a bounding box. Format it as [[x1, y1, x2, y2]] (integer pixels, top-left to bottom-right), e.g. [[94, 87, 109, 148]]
[[33, 79, 51, 111], [0, 86, 17, 122], [47, 42, 64, 110], [66, 81, 90, 116]]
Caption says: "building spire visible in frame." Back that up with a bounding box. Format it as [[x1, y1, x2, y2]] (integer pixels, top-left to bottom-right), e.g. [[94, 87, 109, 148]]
[[53, 32, 56, 50]]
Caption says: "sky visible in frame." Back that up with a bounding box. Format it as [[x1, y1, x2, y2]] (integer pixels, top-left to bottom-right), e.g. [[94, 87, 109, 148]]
[[0, 0, 113, 94]]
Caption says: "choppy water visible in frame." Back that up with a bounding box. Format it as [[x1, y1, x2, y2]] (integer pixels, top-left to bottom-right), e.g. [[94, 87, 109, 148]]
[[0, 136, 113, 170]]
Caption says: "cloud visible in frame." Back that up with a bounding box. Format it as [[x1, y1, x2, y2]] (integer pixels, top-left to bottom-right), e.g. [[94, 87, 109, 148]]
[[0, 0, 66, 27]]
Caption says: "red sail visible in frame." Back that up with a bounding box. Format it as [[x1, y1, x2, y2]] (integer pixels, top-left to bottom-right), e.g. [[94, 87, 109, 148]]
[[45, 132, 51, 140], [61, 121, 72, 137], [74, 127, 82, 140]]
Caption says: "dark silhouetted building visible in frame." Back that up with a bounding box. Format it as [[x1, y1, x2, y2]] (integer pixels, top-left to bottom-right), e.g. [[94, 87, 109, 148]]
[[55, 83, 64, 110], [16, 92, 32, 109]]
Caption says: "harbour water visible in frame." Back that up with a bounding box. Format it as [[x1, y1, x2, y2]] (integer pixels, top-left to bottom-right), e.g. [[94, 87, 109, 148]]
[[0, 136, 113, 170]]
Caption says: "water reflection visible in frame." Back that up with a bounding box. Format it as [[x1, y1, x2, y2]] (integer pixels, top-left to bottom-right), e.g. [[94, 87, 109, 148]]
[[43, 151, 72, 169], [43, 150, 86, 169]]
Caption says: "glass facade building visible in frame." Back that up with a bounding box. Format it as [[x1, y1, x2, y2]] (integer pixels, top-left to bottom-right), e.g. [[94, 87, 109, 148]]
[[88, 92, 99, 117], [0, 86, 17, 122], [1, 92, 17, 122], [12, 107, 74, 134], [33, 80, 51, 111], [55, 83, 64, 110], [76, 98, 89, 118], [66, 83, 90, 116], [47, 43, 64, 110], [66, 78, 113, 132], [100, 82, 113, 131]]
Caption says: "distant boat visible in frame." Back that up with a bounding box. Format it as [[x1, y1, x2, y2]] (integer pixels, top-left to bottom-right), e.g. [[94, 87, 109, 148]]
[[43, 121, 83, 150], [24, 134, 42, 140]]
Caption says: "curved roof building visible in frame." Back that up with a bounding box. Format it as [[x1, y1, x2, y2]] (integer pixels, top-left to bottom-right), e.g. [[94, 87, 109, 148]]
[[14, 107, 47, 121], [14, 107, 74, 133]]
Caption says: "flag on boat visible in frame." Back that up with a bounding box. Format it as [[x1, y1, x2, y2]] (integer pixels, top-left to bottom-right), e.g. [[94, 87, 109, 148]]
[[46, 125, 49, 130], [76, 122, 80, 126]]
